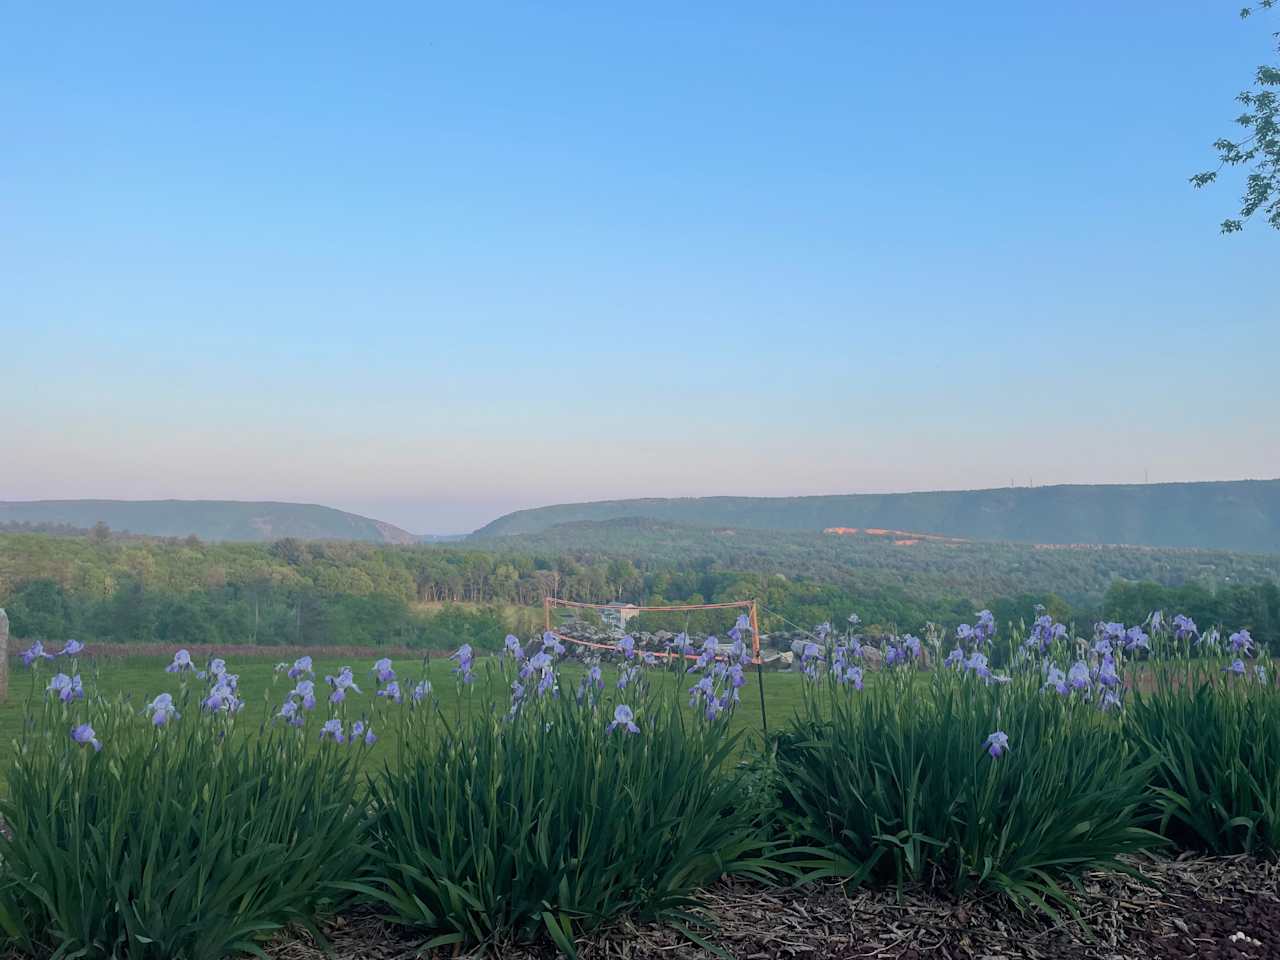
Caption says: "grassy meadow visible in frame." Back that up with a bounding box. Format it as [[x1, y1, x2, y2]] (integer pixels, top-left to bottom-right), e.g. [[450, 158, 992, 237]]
[[0, 650, 807, 782]]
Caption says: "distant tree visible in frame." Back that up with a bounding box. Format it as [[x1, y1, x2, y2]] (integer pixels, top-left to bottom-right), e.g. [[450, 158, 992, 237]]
[[1191, 2, 1280, 231], [91, 521, 111, 544]]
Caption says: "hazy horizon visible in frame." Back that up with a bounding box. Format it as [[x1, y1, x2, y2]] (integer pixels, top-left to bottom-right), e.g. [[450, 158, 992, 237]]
[[6, 3, 1278, 534]]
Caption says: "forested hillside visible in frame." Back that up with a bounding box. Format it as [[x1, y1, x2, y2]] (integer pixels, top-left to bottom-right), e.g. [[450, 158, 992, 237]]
[[2, 525, 1278, 650], [0, 500, 418, 544], [472, 480, 1280, 553]]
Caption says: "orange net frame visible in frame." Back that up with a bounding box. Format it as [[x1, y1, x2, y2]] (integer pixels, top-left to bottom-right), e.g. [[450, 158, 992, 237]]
[[543, 597, 762, 665]]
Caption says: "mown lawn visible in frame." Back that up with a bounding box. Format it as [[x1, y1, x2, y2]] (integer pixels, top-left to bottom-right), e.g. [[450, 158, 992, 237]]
[[0, 653, 810, 782]]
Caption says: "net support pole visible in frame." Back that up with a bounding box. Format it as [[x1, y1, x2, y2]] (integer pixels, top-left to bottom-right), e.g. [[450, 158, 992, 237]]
[[750, 600, 767, 739], [544, 596, 551, 635]]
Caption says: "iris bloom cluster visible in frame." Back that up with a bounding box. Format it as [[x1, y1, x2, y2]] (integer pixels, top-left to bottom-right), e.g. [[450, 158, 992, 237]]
[[686, 619, 752, 721]]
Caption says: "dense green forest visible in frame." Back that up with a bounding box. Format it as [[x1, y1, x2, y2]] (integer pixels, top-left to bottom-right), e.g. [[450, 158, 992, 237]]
[[2, 526, 1278, 650], [474, 480, 1280, 553]]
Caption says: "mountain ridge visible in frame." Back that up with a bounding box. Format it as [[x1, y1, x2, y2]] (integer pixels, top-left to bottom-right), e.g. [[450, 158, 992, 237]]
[[0, 499, 420, 544], [471, 479, 1280, 554]]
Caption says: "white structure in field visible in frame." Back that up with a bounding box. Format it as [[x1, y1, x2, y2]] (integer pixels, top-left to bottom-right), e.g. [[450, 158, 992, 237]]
[[599, 603, 641, 631]]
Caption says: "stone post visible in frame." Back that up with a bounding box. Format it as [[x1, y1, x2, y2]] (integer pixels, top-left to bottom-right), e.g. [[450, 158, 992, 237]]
[[0, 608, 8, 703]]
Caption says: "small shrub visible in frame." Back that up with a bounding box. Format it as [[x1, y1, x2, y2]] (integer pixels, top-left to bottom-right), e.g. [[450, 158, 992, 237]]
[[0, 661, 368, 960]]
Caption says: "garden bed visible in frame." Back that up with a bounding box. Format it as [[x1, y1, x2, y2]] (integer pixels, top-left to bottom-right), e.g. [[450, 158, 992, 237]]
[[268, 853, 1280, 960]]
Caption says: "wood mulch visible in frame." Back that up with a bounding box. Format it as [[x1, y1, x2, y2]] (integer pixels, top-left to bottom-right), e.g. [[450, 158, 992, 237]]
[[266, 852, 1280, 960]]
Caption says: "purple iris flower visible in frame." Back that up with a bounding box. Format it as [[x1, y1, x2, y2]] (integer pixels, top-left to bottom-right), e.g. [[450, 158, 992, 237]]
[[736, 613, 752, 631], [376, 681, 402, 704], [1093, 637, 1113, 657], [975, 610, 996, 642], [145, 692, 178, 726], [541, 632, 565, 656], [71, 723, 101, 752], [955, 624, 974, 644], [689, 675, 714, 708], [1229, 630, 1254, 655], [671, 632, 692, 655], [1173, 615, 1198, 642], [209, 658, 227, 679], [504, 635, 524, 660], [292, 680, 317, 710], [1096, 655, 1119, 688], [616, 665, 639, 690], [800, 642, 822, 679], [841, 665, 864, 689], [1044, 666, 1068, 695], [1067, 660, 1090, 691], [47, 673, 84, 703], [847, 612, 861, 627], [884, 644, 904, 667], [350, 721, 377, 745], [203, 681, 242, 713], [58, 639, 85, 657], [288, 656, 313, 680], [607, 704, 640, 734], [21, 641, 54, 667], [815, 622, 832, 642], [1225, 659, 1246, 676], [1148, 610, 1164, 633], [276, 699, 304, 727], [511, 680, 527, 706], [451, 644, 475, 684], [521, 652, 552, 680], [944, 647, 965, 669], [964, 652, 991, 679], [1199, 628, 1221, 650], [412, 680, 432, 702], [902, 635, 922, 659], [326, 666, 362, 703], [1124, 627, 1150, 653], [165, 649, 195, 674], [320, 719, 346, 743], [372, 658, 395, 684], [536, 665, 556, 698], [618, 635, 636, 660], [984, 730, 1009, 758]]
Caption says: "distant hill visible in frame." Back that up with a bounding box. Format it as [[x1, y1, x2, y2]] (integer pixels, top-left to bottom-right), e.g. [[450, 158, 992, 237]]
[[471, 480, 1280, 554], [0, 500, 419, 544]]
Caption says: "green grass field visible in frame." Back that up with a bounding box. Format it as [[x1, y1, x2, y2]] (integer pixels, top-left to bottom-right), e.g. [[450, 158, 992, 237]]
[[0, 653, 809, 782]]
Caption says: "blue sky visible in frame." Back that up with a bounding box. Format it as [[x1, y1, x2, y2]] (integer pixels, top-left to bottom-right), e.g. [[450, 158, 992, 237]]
[[3, 2, 1277, 533]]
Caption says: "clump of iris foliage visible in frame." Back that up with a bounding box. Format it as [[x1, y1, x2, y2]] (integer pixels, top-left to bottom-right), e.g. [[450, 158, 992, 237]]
[[351, 625, 774, 956], [1126, 619, 1280, 854], [775, 614, 1158, 918], [0, 645, 368, 960], [774, 609, 1280, 915]]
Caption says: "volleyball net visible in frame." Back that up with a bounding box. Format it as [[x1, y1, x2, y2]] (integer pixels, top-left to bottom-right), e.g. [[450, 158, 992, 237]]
[[542, 597, 762, 664]]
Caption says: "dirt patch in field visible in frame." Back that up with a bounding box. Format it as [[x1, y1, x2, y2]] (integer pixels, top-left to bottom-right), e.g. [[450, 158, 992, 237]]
[[267, 852, 1280, 959]]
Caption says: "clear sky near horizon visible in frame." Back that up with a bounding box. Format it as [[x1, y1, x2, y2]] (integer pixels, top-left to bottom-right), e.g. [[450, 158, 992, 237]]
[[3, 2, 1278, 534]]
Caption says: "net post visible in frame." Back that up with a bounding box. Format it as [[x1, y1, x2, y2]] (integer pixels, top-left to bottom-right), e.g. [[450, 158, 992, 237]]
[[544, 596, 551, 635], [750, 600, 767, 739]]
